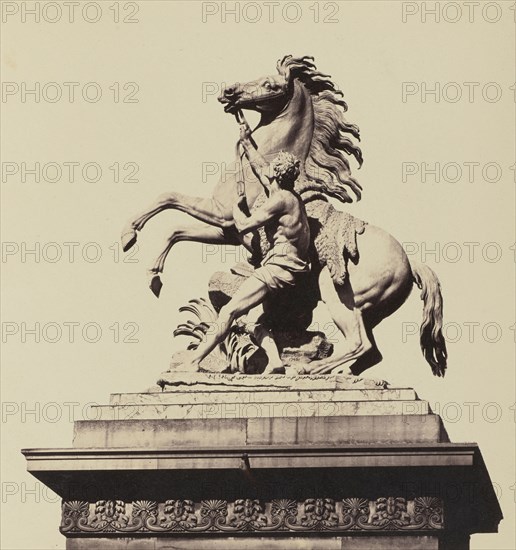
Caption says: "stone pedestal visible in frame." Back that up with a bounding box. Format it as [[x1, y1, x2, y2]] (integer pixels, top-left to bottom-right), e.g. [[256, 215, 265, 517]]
[[22, 374, 502, 549]]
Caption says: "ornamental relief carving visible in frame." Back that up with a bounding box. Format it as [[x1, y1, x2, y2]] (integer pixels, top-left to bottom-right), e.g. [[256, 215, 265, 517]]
[[61, 496, 443, 535]]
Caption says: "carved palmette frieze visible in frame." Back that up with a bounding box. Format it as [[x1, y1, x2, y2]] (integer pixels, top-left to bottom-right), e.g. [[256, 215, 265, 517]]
[[61, 496, 443, 535]]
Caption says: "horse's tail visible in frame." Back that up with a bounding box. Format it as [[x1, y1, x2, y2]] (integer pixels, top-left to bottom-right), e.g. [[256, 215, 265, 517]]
[[411, 262, 448, 377]]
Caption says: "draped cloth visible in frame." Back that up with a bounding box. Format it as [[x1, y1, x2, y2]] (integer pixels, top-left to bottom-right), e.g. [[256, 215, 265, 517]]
[[251, 244, 309, 291]]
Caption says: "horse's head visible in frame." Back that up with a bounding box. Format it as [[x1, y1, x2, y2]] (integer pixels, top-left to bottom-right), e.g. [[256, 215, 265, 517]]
[[218, 55, 341, 117], [218, 71, 290, 116], [220, 55, 364, 203]]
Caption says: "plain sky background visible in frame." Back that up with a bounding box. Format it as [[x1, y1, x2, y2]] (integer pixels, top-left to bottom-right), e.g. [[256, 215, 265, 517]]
[[1, 1, 515, 548]]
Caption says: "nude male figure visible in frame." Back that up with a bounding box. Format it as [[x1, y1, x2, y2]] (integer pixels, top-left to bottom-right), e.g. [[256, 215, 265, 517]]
[[184, 117, 310, 372]]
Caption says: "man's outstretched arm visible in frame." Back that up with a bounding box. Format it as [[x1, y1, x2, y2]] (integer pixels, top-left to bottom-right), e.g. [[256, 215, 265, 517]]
[[233, 194, 284, 234]]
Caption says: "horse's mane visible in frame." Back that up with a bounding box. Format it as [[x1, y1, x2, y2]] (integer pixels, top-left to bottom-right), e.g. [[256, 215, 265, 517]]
[[277, 55, 363, 203]]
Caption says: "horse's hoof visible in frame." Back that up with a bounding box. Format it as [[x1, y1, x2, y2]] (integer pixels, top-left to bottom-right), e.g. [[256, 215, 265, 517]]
[[148, 272, 163, 298], [263, 364, 286, 375], [121, 227, 137, 252]]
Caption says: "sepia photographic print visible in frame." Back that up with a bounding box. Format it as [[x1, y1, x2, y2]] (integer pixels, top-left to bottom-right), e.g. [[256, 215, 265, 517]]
[[1, 1, 514, 549]]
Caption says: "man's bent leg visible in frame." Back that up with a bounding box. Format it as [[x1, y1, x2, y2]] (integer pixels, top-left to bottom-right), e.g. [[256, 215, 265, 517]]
[[189, 276, 270, 367], [254, 326, 284, 373], [246, 307, 284, 373]]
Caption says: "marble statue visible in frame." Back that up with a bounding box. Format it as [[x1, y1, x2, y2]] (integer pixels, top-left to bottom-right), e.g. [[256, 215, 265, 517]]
[[121, 55, 448, 378]]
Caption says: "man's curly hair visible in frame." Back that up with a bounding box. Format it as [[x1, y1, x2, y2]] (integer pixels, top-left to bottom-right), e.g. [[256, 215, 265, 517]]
[[272, 151, 300, 190]]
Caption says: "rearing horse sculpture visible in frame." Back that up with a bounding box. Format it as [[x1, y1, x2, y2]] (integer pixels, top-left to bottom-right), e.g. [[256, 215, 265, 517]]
[[122, 55, 447, 377]]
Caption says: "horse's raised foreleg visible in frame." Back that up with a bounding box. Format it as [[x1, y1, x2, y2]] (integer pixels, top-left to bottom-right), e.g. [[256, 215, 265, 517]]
[[122, 192, 232, 252], [148, 222, 236, 297]]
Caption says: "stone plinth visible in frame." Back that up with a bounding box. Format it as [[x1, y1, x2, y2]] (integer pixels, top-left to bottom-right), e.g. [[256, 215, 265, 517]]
[[22, 373, 502, 549]]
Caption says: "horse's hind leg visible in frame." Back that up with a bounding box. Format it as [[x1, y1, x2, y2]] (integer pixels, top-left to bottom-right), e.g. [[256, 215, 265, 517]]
[[322, 267, 372, 356], [307, 326, 377, 375], [306, 268, 372, 375], [148, 222, 234, 297], [349, 328, 383, 376]]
